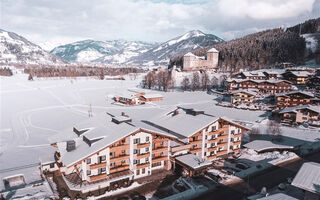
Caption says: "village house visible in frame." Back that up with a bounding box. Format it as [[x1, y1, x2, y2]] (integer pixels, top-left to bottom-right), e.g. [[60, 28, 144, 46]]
[[139, 94, 163, 102], [234, 71, 266, 80], [282, 71, 312, 85], [276, 91, 314, 109], [276, 105, 320, 124], [230, 89, 258, 105], [291, 162, 320, 200], [183, 48, 219, 71], [227, 79, 292, 95], [46, 107, 250, 194], [262, 70, 282, 79]]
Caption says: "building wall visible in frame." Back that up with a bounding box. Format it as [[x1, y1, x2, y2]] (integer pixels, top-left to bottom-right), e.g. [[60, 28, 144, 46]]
[[183, 51, 218, 71]]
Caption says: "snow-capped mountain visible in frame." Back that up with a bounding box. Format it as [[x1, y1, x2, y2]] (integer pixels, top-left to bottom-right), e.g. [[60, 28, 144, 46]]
[[0, 29, 65, 66], [50, 40, 156, 64], [127, 30, 224, 66]]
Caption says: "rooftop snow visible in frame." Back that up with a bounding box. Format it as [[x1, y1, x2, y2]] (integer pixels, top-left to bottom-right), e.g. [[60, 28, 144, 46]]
[[175, 154, 211, 170], [243, 140, 294, 153], [207, 48, 219, 53], [142, 93, 163, 99], [184, 52, 196, 57], [257, 193, 298, 200], [278, 105, 320, 114], [276, 90, 314, 98], [241, 71, 266, 77], [292, 162, 320, 194]]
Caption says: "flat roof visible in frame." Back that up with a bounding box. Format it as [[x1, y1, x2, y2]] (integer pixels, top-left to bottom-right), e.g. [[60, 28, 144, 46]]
[[292, 162, 320, 194], [175, 154, 211, 170]]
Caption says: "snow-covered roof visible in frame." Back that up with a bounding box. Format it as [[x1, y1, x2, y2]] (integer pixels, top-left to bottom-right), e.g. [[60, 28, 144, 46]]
[[184, 52, 196, 57], [257, 193, 298, 200], [292, 162, 320, 194], [142, 93, 163, 99], [278, 105, 320, 114], [241, 71, 266, 77], [276, 91, 314, 98], [289, 71, 312, 77], [231, 89, 258, 96], [149, 108, 219, 138], [227, 79, 291, 84], [175, 154, 211, 170], [207, 48, 219, 53], [243, 140, 294, 153]]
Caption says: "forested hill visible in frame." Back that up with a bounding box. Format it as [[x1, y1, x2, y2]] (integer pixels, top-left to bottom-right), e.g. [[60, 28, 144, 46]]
[[169, 28, 305, 72], [287, 18, 320, 34]]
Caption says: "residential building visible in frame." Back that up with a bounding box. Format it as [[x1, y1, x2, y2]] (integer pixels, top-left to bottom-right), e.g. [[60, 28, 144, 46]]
[[282, 71, 312, 85], [235, 71, 266, 80], [139, 94, 163, 102], [183, 48, 219, 71], [277, 105, 320, 124], [227, 79, 292, 95], [276, 91, 314, 109], [262, 71, 282, 79], [231, 89, 258, 105], [292, 162, 320, 200]]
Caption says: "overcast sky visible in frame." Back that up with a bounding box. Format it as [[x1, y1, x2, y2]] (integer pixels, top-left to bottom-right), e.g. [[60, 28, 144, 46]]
[[1, 0, 319, 49]]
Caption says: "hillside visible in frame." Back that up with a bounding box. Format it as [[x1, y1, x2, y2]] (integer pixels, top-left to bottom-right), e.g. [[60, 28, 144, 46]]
[[127, 30, 224, 66], [0, 29, 65, 66]]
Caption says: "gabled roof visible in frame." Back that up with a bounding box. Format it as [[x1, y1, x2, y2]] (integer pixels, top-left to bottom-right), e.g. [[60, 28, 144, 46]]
[[278, 105, 320, 115], [231, 89, 258, 96], [227, 78, 291, 85], [175, 154, 211, 170], [241, 71, 266, 77], [283, 71, 312, 77], [207, 48, 219, 53], [141, 93, 163, 99], [276, 90, 314, 98], [292, 162, 320, 194], [184, 52, 196, 57]]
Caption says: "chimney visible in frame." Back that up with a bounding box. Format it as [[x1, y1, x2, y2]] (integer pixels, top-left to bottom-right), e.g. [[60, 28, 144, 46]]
[[172, 109, 179, 116], [66, 140, 76, 152]]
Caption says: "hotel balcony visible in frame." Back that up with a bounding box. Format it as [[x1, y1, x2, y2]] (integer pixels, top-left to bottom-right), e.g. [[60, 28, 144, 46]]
[[218, 134, 229, 139], [189, 140, 202, 145], [137, 142, 150, 149], [153, 137, 168, 143], [207, 137, 218, 142], [109, 165, 130, 174], [152, 156, 167, 163], [89, 162, 106, 170], [207, 146, 217, 151], [89, 173, 107, 182], [136, 153, 150, 160], [152, 146, 167, 153], [207, 155, 217, 160], [189, 148, 202, 154], [171, 144, 191, 153], [208, 130, 218, 135], [217, 141, 228, 148], [110, 144, 129, 151], [136, 162, 150, 170], [110, 154, 130, 163], [232, 140, 241, 145], [216, 150, 228, 156]]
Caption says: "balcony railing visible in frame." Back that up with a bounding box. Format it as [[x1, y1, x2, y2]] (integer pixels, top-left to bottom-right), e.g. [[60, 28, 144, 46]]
[[110, 144, 129, 151], [152, 156, 167, 163], [136, 162, 150, 169], [110, 154, 130, 163], [189, 140, 202, 145], [189, 148, 202, 154], [207, 155, 216, 160], [232, 140, 241, 145], [136, 153, 150, 160], [89, 162, 106, 170], [109, 165, 129, 174], [89, 173, 107, 182], [152, 146, 167, 153], [171, 144, 191, 153], [216, 150, 228, 156], [207, 146, 217, 151], [218, 134, 229, 139], [137, 142, 150, 149]]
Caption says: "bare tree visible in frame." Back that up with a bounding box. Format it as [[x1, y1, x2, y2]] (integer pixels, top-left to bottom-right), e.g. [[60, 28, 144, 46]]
[[210, 76, 219, 88], [191, 72, 200, 91], [201, 71, 210, 91], [143, 72, 156, 89], [28, 73, 33, 81], [266, 120, 282, 141], [249, 127, 261, 141], [181, 76, 190, 91]]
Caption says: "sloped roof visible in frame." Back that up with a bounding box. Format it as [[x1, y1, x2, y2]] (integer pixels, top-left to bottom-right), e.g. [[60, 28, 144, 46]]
[[292, 162, 320, 194], [142, 93, 163, 99], [207, 48, 219, 53], [227, 78, 291, 85], [241, 71, 266, 77], [184, 52, 196, 57], [243, 140, 294, 153], [278, 105, 320, 114], [276, 90, 314, 98], [175, 154, 211, 170], [231, 89, 258, 96]]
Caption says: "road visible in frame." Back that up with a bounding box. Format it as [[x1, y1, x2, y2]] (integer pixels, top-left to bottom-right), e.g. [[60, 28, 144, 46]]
[[196, 152, 320, 200]]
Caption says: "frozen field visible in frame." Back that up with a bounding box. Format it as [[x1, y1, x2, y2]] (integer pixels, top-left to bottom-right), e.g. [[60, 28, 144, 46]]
[[1, 73, 319, 191]]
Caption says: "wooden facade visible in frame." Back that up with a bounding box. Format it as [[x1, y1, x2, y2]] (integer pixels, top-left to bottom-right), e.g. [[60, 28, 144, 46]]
[[276, 92, 313, 109]]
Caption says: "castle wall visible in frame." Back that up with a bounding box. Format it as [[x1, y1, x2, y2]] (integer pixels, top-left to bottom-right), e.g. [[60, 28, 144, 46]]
[[183, 51, 219, 71]]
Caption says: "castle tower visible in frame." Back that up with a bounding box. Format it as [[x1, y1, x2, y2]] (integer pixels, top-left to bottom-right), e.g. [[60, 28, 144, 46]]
[[206, 48, 219, 69], [183, 52, 197, 71]]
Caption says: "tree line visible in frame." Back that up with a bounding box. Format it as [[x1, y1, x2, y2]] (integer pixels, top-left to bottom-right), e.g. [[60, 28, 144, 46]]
[[0, 67, 13, 76]]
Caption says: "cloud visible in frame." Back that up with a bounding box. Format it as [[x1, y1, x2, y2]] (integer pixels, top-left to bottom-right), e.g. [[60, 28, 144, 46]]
[[1, 0, 319, 49]]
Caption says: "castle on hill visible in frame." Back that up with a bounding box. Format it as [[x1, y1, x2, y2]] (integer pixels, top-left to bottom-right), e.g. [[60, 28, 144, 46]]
[[183, 48, 219, 71]]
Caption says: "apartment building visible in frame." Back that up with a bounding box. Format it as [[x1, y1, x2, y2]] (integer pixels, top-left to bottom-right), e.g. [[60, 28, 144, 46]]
[[48, 107, 249, 193], [227, 79, 292, 95], [282, 71, 312, 85], [277, 105, 320, 124], [230, 89, 258, 105], [235, 71, 266, 80], [276, 91, 314, 109]]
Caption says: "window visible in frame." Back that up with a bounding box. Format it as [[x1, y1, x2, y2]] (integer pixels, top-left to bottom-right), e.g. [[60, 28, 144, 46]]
[[152, 154, 155, 158], [99, 155, 106, 163], [136, 169, 140, 175], [146, 136, 149, 142], [121, 139, 126, 143], [134, 149, 138, 154], [87, 170, 91, 175], [122, 149, 126, 154], [160, 141, 164, 145], [231, 130, 235, 135], [50, 163, 55, 168], [146, 157, 149, 162], [145, 147, 149, 152], [110, 152, 115, 158], [134, 138, 140, 144], [205, 135, 207, 140], [110, 162, 115, 168], [152, 143, 155, 150], [86, 158, 91, 164], [121, 160, 125, 164], [204, 144, 207, 148], [133, 159, 137, 164], [142, 168, 145, 174], [98, 167, 106, 174]]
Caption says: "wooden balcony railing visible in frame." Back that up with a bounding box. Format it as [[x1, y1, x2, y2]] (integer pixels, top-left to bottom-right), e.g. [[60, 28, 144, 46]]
[[110, 154, 130, 163], [152, 146, 167, 153], [109, 165, 129, 174], [137, 142, 150, 149], [110, 144, 129, 151], [208, 131, 218, 135], [207, 137, 218, 142], [171, 144, 191, 153], [232, 140, 241, 145], [218, 134, 229, 139], [89, 173, 106, 182], [189, 140, 202, 145], [89, 162, 106, 170], [152, 156, 167, 163], [216, 150, 228, 156], [207, 155, 217, 160], [217, 141, 228, 148], [207, 146, 217, 151], [136, 153, 150, 160], [189, 148, 202, 154], [136, 162, 150, 170]]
